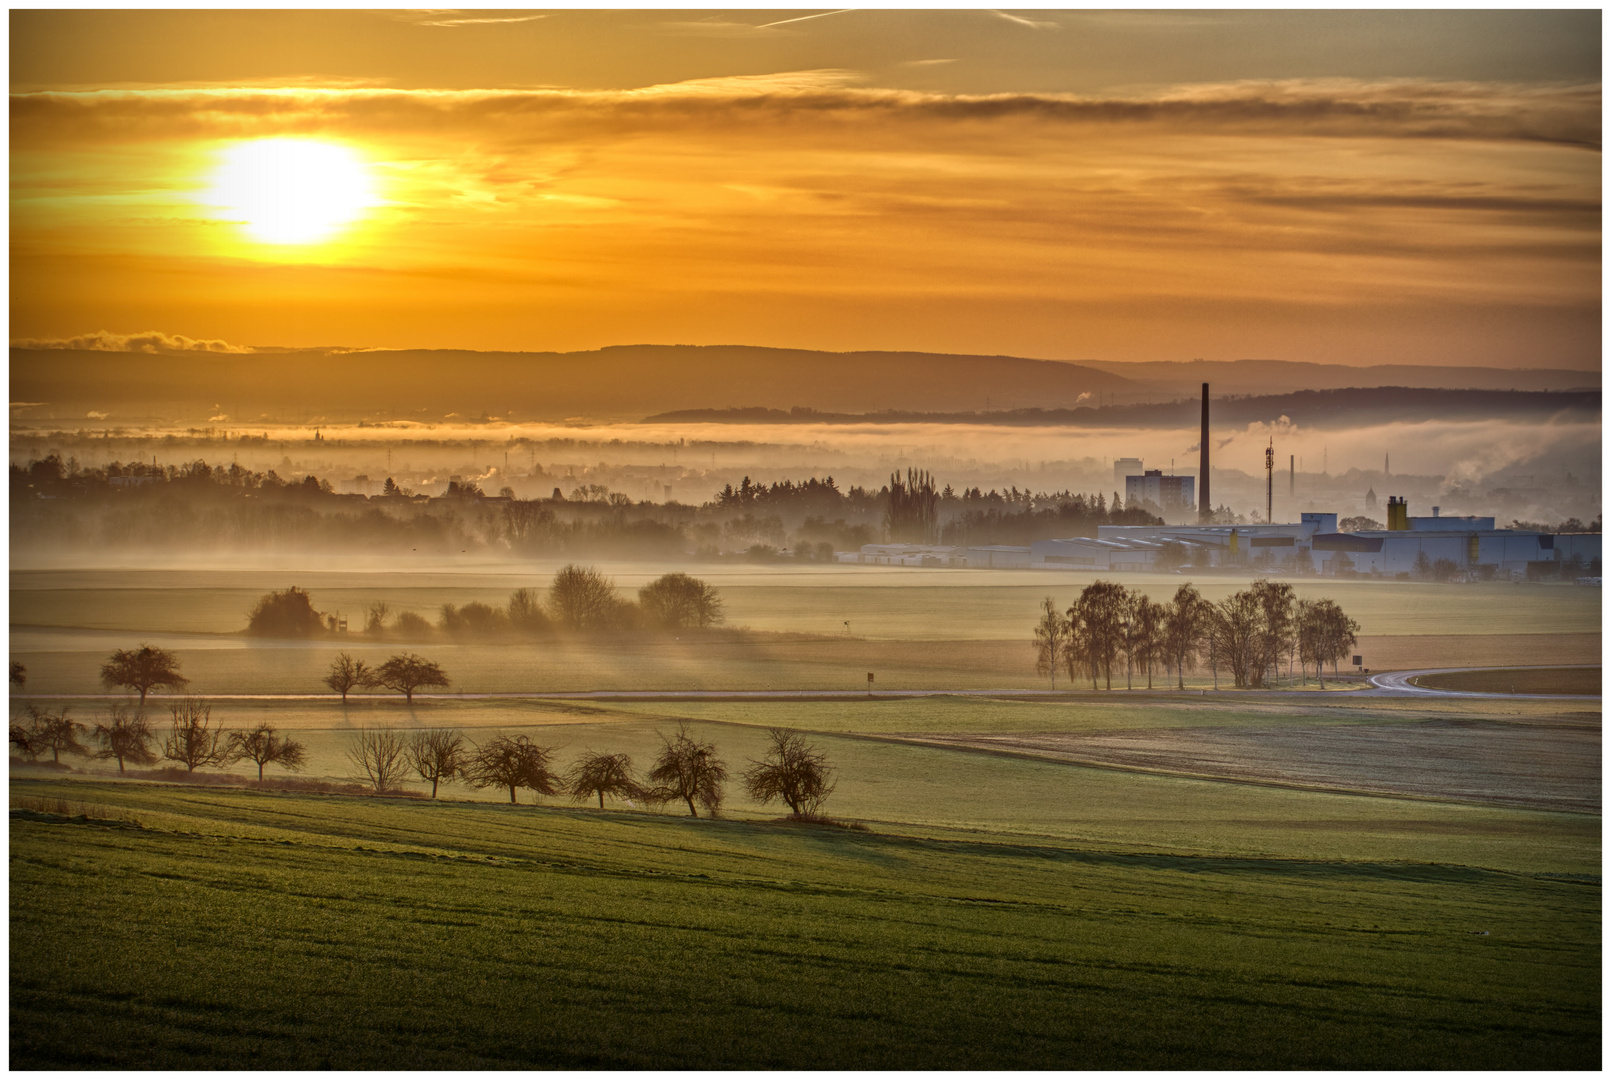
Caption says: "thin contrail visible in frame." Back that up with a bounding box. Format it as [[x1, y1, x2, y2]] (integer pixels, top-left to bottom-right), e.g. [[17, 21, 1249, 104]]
[[755, 9, 854, 30]]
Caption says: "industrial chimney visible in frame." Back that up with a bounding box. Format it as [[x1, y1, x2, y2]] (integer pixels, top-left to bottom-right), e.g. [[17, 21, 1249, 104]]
[[1198, 382, 1210, 522]]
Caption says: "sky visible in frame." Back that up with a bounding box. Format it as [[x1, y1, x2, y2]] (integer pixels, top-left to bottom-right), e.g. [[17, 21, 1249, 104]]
[[9, 9, 1602, 368]]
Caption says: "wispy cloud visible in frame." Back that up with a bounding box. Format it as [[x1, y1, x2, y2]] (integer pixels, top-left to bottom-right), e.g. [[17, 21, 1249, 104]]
[[989, 10, 1061, 31], [12, 330, 253, 353], [754, 10, 855, 30], [397, 11, 548, 29], [14, 78, 1595, 149]]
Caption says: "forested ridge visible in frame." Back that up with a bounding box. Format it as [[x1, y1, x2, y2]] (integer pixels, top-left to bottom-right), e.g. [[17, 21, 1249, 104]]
[[11, 456, 1161, 558]]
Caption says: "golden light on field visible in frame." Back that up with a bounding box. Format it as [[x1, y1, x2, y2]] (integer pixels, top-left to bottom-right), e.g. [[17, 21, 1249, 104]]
[[205, 139, 376, 245]]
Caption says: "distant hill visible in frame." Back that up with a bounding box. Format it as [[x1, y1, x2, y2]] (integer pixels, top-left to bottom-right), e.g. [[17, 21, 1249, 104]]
[[1076, 358, 1598, 397], [647, 388, 1601, 430], [9, 344, 1148, 425], [9, 343, 1595, 426]]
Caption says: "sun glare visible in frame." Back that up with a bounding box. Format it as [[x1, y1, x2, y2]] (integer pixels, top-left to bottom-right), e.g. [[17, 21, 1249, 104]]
[[208, 139, 375, 245]]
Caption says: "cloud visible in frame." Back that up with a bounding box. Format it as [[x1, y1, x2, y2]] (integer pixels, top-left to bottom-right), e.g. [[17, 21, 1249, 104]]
[[753, 10, 855, 30], [989, 10, 1061, 31], [11, 78, 1598, 149], [396, 11, 548, 28], [12, 330, 254, 353], [87, 411, 108, 419]]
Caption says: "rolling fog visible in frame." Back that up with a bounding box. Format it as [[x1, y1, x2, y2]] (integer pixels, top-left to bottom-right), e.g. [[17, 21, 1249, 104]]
[[11, 413, 1600, 530]]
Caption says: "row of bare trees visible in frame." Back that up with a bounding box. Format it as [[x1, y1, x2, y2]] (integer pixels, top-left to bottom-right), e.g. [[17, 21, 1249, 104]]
[[1034, 580, 1360, 691], [347, 724, 836, 818], [10, 698, 307, 779]]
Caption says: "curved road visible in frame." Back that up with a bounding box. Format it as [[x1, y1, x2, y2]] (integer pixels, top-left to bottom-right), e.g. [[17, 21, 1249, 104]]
[[1367, 666, 1599, 701]]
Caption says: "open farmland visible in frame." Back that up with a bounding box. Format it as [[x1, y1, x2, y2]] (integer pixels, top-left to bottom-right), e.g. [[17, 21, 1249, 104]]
[[8, 563, 1602, 696], [10, 557, 1601, 1068], [10, 782, 1600, 1070]]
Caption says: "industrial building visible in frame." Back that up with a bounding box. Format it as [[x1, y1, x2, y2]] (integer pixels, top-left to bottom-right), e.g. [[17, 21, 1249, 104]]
[[1124, 469, 1195, 512], [835, 384, 1598, 579]]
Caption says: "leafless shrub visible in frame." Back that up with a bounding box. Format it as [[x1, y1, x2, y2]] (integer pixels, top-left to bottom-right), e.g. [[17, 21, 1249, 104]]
[[742, 728, 836, 818], [463, 734, 560, 805], [407, 729, 469, 798], [228, 723, 308, 781], [347, 727, 410, 792], [162, 698, 231, 773], [91, 703, 159, 773], [566, 751, 643, 809], [648, 724, 728, 818]]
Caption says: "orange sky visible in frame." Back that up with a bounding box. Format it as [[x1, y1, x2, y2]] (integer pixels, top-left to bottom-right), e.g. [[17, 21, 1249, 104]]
[[9, 10, 1602, 368]]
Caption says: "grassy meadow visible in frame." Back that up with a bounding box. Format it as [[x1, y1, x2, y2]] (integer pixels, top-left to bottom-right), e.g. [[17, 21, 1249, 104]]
[[10, 781, 1600, 1070], [10, 558, 1601, 1068], [9, 563, 1602, 696]]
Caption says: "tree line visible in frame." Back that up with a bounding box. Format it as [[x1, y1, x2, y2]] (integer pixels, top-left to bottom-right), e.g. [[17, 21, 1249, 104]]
[[1034, 580, 1360, 690], [247, 566, 725, 640], [12, 685, 837, 821], [15, 453, 1165, 559]]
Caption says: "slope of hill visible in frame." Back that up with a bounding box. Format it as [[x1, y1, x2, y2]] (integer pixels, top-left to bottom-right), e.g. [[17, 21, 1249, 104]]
[[9, 344, 1148, 425], [10, 343, 1595, 426], [646, 388, 1601, 429], [1077, 358, 1599, 397]]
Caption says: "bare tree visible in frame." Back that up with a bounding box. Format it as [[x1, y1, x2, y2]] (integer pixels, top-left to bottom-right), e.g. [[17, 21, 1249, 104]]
[[1032, 596, 1072, 689], [742, 728, 836, 818], [325, 652, 374, 702], [9, 661, 25, 688], [228, 722, 308, 781], [347, 727, 410, 792], [464, 734, 560, 804], [566, 750, 642, 809], [91, 703, 158, 774], [1130, 594, 1168, 690], [100, 644, 189, 706], [162, 698, 231, 773], [507, 588, 550, 633], [372, 653, 450, 703], [638, 573, 725, 630], [9, 718, 42, 760], [1299, 598, 1360, 685], [546, 564, 618, 631], [407, 728, 469, 798], [885, 468, 939, 543], [1162, 584, 1206, 690], [365, 601, 392, 636], [21, 705, 89, 765], [1070, 581, 1129, 690], [648, 724, 728, 818]]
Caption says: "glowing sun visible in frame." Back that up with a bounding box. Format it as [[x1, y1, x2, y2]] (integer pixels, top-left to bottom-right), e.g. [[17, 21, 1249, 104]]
[[208, 139, 376, 245]]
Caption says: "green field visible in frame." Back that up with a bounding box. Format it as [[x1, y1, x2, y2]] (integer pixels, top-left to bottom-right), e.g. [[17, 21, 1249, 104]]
[[9, 564, 1602, 696], [10, 781, 1600, 1070], [10, 559, 1601, 1067]]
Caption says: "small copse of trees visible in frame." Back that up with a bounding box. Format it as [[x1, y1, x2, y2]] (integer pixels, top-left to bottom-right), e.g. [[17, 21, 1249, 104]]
[[1035, 579, 1359, 691]]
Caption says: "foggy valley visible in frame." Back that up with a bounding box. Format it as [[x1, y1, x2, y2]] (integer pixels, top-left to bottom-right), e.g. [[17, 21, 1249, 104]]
[[9, 9, 1600, 1073]]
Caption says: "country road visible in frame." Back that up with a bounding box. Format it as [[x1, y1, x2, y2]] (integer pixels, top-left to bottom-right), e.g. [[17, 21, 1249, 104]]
[[15, 673, 1600, 706], [1366, 666, 1600, 700]]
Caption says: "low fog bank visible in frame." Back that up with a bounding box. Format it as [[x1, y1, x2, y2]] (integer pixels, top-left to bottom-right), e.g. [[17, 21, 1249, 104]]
[[11, 412, 1599, 540]]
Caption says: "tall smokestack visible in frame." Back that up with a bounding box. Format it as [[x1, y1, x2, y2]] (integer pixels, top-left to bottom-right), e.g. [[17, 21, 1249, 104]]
[[1199, 382, 1210, 521]]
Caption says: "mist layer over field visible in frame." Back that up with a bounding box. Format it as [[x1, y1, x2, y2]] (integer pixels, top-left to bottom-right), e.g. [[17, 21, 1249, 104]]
[[11, 414, 1600, 528]]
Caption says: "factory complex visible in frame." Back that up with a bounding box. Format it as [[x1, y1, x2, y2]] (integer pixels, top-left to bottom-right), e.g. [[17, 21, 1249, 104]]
[[837, 382, 1600, 580]]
